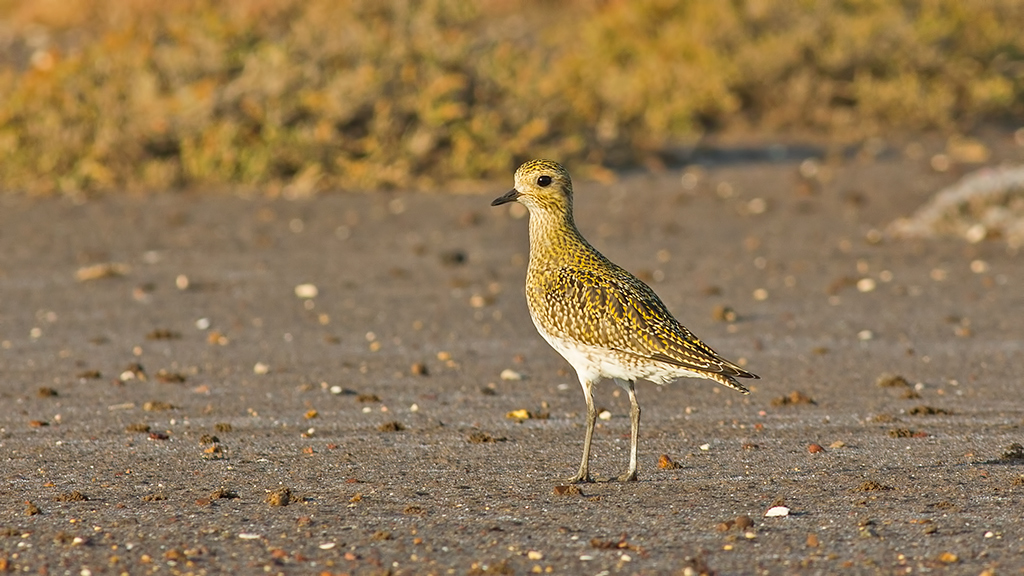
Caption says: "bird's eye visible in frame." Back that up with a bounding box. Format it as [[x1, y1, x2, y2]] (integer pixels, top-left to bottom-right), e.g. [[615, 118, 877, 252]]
[[537, 175, 552, 187]]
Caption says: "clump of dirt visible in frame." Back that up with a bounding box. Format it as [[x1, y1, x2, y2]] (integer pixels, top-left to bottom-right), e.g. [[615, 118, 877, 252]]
[[467, 431, 505, 443], [54, 491, 88, 502], [378, 421, 405, 432], [1000, 443, 1024, 462], [876, 373, 911, 388], [854, 480, 893, 492], [771, 391, 815, 406], [908, 405, 953, 416], [265, 487, 292, 507]]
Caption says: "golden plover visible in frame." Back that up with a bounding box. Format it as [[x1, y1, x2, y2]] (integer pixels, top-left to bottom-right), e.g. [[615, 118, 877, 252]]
[[492, 159, 758, 483]]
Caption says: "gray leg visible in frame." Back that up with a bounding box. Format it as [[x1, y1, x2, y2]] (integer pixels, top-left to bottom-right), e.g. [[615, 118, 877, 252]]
[[568, 378, 596, 483], [615, 379, 640, 482]]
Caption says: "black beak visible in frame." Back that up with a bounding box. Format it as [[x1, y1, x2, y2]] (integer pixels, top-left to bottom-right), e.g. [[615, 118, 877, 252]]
[[491, 189, 520, 206]]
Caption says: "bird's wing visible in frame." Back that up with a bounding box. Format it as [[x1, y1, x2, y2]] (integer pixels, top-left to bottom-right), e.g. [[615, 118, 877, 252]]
[[544, 265, 758, 380]]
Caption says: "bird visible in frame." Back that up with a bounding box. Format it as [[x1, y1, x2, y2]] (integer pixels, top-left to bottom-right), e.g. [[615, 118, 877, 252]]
[[491, 159, 758, 483]]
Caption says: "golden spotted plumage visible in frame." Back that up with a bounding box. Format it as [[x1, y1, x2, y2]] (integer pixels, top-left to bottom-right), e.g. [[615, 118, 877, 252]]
[[492, 159, 758, 483]]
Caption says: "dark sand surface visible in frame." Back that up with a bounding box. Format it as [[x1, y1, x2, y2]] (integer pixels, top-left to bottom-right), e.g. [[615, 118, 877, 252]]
[[2, 141, 1024, 574]]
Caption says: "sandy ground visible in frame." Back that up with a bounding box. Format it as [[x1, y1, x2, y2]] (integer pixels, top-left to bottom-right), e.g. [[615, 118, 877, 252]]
[[2, 137, 1024, 575]]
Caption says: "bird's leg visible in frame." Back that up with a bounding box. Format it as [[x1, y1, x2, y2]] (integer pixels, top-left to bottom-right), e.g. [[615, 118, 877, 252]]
[[568, 378, 597, 483], [615, 379, 640, 482]]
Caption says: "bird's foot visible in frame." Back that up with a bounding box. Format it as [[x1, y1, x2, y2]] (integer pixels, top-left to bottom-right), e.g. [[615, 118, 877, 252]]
[[567, 472, 594, 484], [617, 471, 638, 482]]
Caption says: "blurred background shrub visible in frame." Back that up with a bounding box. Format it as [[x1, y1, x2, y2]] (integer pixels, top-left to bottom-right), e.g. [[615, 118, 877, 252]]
[[0, 0, 1022, 195]]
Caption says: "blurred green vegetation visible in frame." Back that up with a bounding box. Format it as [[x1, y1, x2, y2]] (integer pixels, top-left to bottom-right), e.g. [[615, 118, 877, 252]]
[[0, 0, 1022, 195]]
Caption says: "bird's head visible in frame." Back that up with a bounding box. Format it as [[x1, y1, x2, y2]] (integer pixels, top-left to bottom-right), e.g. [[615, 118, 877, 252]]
[[491, 159, 573, 216]]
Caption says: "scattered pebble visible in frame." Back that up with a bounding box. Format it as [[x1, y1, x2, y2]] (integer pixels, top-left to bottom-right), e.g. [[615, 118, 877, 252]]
[[410, 362, 429, 376], [500, 369, 523, 381], [238, 533, 261, 540], [598, 410, 612, 421], [253, 362, 270, 375], [764, 506, 790, 517], [807, 443, 825, 454], [527, 551, 543, 560], [806, 533, 819, 547], [294, 283, 319, 298], [319, 542, 336, 550], [856, 278, 876, 292]]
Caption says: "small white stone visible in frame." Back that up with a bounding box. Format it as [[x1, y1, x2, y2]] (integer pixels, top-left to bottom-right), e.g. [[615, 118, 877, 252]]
[[700, 443, 711, 451], [319, 542, 336, 549], [527, 550, 543, 560], [175, 274, 190, 290], [330, 385, 343, 395], [410, 403, 419, 412], [295, 283, 319, 299], [620, 553, 632, 562], [765, 506, 790, 517], [500, 369, 523, 381], [579, 555, 594, 561], [856, 278, 876, 292], [753, 288, 768, 301], [238, 533, 261, 540], [857, 330, 873, 341], [970, 259, 989, 274], [598, 410, 612, 421], [195, 317, 211, 330], [253, 362, 270, 375], [984, 531, 995, 538]]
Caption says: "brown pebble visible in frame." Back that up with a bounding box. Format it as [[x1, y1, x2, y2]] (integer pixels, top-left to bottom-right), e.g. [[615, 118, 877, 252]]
[[198, 434, 219, 445], [24, 501, 41, 516], [658, 454, 682, 469], [54, 491, 88, 502], [715, 520, 734, 532], [143, 401, 175, 412], [806, 533, 819, 547], [125, 423, 151, 433], [76, 370, 102, 380], [28, 420, 49, 427], [735, 515, 755, 530], [888, 428, 915, 438], [142, 493, 167, 502], [371, 530, 393, 541], [146, 329, 181, 340], [148, 432, 169, 440], [357, 394, 381, 403], [214, 422, 233, 433], [37, 387, 58, 398], [410, 362, 429, 376], [807, 443, 826, 454]]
